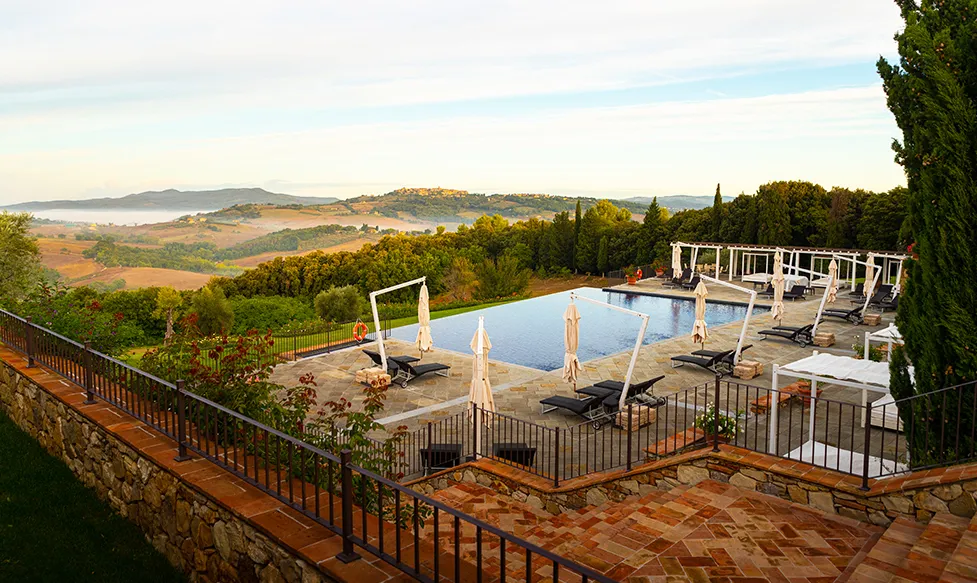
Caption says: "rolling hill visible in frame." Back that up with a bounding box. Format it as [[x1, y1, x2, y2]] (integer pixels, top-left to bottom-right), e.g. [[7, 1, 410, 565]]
[[624, 195, 734, 212], [3, 188, 338, 212]]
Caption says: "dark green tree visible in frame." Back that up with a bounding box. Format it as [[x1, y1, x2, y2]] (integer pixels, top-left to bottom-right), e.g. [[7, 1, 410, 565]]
[[597, 236, 609, 275], [638, 198, 665, 264], [573, 200, 582, 271], [543, 211, 575, 270], [857, 188, 909, 251], [826, 188, 869, 248], [880, 0, 977, 465], [192, 286, 235, 336], [755, 183, 792, 245], [711, 184, 724, 241], [719, 194, 757, 244]]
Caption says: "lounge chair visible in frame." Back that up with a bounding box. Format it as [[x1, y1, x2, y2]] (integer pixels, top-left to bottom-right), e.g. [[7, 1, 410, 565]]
[[671, 349, 735, 374], [539, 394, 607, 423], [576, 375, 665, 402], [689, 344, 754, 374], [392, 359, 451, 387], [846, 283, 865, 300], [852, 284, 893, 305], [877, 295, 899, 313], [492, 443, 537, 466], [680, 275, 701, 290], [419, 443, 463, 473], [363, 349, 418, 377], [822, 305, 864, 324], [758, 283, 775, 297], [663, 268, 692, 289], [782, 285, 808, 301], [758, 323, 814, 346]]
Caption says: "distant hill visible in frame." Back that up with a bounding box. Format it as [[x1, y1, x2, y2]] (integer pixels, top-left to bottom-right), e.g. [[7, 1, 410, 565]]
[[3, 188, 339, 212], [339, 187, 649, 221], [623, 195, 734, 212]]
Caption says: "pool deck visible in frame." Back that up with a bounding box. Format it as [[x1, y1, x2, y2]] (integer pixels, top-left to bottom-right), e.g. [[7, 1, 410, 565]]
[[270, 278, 896, 435]]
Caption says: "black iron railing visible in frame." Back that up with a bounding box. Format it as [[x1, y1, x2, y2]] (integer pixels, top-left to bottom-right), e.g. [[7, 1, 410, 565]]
[[0, 309, 613, 583], [274, 317, 391, 361]]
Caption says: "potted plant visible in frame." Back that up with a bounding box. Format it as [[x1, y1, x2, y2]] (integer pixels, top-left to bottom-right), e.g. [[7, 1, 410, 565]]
[[651, 261, 664, 276], [624, 265, 639, 285], [694, 405, 744, 443]]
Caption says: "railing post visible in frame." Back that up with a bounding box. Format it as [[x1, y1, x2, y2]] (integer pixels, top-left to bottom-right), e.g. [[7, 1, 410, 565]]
[[861, 401, 872, 490], [426, 421, 434, 474], [626, 403, 633, 472], [293, 334, 297, 361], [337, 449, 361, 563], [553, 429, 561, 487], [712, 375, 721, 452], [25, 317, 35, 368], [83, 341, 95, 404], [472, 402, 479, 461], [174, 380, 192, 462]]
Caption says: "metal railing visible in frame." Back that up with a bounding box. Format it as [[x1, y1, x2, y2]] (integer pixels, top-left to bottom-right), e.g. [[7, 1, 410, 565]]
[[0, 309, 612, 582], [274, 317, 391, 361]]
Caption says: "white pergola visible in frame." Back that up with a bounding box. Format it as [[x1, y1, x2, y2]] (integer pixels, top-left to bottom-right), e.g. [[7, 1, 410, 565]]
[[569, 292, 649, 411], [672, 241, 724, 276], [369, 276, 426, 369]]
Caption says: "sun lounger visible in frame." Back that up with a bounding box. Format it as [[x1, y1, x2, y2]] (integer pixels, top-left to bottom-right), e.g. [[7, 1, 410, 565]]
[[782, 285, 808, 301], [853, 284, 893, 305], [419, 443, 463, 473], [689, 344, 754, 374], [822, 305, 864, 324], [663, 268, 692, 288], [876, 295, 898, 312], [576, 375, 665, 402], [539, 394, 606, 423], [758, 284, 775, 297], [393, 359, 451, 387], [363, 349, 418, 378], [492, 443, 537, 466], [846, 283, 865, 300], [680, 275, 701, 290], [759, 323, 814, 346], [671, 349, 735, 374]]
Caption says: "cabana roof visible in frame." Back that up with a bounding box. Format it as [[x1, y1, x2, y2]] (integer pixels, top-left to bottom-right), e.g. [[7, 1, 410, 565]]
[[778, 353, 893, 393]]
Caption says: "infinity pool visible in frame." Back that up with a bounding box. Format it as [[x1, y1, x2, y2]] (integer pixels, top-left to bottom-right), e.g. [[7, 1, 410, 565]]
[[390, 288, 765, 371]]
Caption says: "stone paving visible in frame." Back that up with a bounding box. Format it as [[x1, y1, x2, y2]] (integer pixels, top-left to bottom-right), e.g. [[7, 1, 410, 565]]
[[423, 478, 884, 582]]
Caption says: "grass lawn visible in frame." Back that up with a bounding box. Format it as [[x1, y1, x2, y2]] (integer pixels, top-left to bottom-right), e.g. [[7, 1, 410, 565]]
[[0, 412, 186, 583]]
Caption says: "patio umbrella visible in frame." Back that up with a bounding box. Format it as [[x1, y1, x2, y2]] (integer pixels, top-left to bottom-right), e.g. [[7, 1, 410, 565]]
[[691, 280, 709, 346], [864, 258, 875, 295], [469, 316, 495, 456], [771, 251, 785, 322], [415, 283, 433, 354], [671, 245, 683, 275], [562, 302, 582, 388], [826, 259, 839, 303]]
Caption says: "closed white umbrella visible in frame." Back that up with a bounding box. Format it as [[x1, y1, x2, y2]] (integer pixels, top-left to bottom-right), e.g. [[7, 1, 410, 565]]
[[671, 245, 683, 276], [827, 259, 839, 303], [864, 258, 875, 296], [771, 251, 785, 322], [562, 302, 582, 388], [691, 281, 709, 346], [469, 317, 495, 458], [415, 283, 433, 353]]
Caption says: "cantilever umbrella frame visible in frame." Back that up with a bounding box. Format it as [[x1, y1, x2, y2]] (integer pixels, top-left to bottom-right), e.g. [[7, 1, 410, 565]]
[[369, 276, 427, 372]]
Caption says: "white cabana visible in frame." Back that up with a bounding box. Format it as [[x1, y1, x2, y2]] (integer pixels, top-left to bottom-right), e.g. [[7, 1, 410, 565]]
[[769, 353, 904, 459]]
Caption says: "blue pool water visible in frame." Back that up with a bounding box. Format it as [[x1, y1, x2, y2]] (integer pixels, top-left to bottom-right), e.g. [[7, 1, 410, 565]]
[[390, 288, 766, 371]]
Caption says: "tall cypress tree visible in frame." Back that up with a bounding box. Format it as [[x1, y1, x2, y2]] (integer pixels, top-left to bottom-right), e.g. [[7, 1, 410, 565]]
[[711, 184, 723, 242], [573, 200, 582, 271], [755, 183, 791, 245], [640, 197, 664, 263], [880, 0, 977, 464]]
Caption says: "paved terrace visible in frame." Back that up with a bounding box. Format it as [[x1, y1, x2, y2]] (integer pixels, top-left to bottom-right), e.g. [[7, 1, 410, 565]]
[[272, 278, 895, 431]]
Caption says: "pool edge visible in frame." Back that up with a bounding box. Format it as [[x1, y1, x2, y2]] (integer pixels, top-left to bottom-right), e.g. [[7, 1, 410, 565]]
[[602, 287, 773, 310]]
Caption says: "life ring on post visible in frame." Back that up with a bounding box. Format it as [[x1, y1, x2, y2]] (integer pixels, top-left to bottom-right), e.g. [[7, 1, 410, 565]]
[[352, 321, 369, 342], [635, 268, 643, 280]]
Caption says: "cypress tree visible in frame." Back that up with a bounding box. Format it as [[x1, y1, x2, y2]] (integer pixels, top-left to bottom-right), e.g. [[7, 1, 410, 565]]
[[640, 197, 664, 263], [880, 0, 977, 464], [597, 235, 609, 275], [711, 184, 723, 242], [755, 183, 791, 245], [573, 200, 582, 271]]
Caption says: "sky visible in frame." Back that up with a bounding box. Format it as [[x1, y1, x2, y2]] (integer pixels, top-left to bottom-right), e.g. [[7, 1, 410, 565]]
[[0, 1, 908, 204]]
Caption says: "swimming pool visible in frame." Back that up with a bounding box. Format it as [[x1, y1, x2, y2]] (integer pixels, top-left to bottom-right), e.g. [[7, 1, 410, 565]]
[[390, 287, 766, 371]]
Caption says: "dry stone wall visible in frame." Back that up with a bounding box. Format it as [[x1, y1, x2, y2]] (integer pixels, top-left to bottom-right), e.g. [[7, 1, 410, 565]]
[[0, 360, 335, 583]]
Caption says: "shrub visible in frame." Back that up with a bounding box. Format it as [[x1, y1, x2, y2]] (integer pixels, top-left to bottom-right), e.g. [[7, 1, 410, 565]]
[[191, 286, 234, 336], [228, 295, 314, 335], [314, 286, 364, 323], [694, 405, 745, 441], [474, 254, 530, 299]]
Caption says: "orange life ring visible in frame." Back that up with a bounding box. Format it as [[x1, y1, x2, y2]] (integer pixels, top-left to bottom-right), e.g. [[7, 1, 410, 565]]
[[635, 268, 643, 280], [352, 321, 369, 342]]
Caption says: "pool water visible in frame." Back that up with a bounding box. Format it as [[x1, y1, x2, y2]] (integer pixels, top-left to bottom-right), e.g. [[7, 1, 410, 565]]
[[390, 287, 765, 371]]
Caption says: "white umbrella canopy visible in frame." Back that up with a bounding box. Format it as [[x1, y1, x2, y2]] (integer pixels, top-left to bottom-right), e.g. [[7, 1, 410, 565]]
[[468, 318, 495, 424], [415, 283, 433, 353], [691, 281, 709, 346], [771, 251, 786, 322], [671, 245, 683, 276], [827, 259, 839, 303], [562, 302, 582, 387]]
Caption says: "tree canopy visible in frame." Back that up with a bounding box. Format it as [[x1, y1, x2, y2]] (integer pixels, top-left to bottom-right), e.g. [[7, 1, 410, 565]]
[[0, 212, 42, 306]]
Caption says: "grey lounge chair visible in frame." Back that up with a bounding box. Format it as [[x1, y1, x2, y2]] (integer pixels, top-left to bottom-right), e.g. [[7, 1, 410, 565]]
[[846, 283, 865, 300], [822, 305, 864, 323], [853, 284, 893, 305], [539, 394, 606, 424], [363, 349, 418, 378], [680, 275, 702, 290], [393, 359, 451, 387], [759, 323, 814, 346], [782, 285, 808, 301]]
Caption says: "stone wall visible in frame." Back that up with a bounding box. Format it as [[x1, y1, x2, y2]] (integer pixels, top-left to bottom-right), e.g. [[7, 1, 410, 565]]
[[411, 451, 977, 528], [0, 359, 334, 583]]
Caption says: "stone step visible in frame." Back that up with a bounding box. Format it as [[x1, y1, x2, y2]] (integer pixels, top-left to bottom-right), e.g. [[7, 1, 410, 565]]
[[941, 513, 977, 582], [902, 513, 970, 582], [846, 517, 927, 582]]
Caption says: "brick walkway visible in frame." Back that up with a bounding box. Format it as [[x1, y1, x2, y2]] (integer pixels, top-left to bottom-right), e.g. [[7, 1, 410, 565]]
[[425, 479, 884, 582]]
